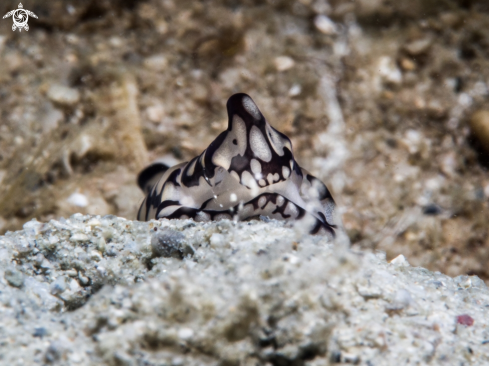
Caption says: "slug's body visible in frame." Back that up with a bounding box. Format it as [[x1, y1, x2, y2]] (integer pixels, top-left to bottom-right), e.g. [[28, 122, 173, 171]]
[[137, 93, 337, 236]]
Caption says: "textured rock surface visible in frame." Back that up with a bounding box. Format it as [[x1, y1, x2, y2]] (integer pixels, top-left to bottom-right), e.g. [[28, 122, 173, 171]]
[[1, 215, 488, 365]]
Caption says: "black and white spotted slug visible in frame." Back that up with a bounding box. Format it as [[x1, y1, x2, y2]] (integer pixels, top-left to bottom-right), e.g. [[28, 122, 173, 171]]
[[137, 93, 337, 237]]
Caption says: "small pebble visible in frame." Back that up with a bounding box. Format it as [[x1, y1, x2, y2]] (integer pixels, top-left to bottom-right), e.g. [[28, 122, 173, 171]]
[[390, 254, 410, 267], [209, 233, 226, 249], [33, 327, 48, 338], [95, 237, 107, 252], [4, 267, 24, 288], [423, 203, 443, 216], [457, 314, 474, 327], [47, 84, 80, 107], [151, 229, 186, 258], [378, 56, 402, 85], [45, 339, 68, 363], [274, 56, 295, 72], [67, 193, 88, 207], [404, 38, 432, 56], [70, 233, 89, 242], [288, 84, 302, 97], [144, 54, 168, 71], [391, 289, 414, 309], [23, 219, 43, 236], [314, 15, 336, 35], [146, 104, 165, 122], [469, 110, 489, 153], [400, 58, 416, 71]]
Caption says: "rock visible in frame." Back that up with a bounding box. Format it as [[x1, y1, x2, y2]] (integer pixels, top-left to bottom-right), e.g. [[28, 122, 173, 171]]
[[41, 103, 64, 133], [33, 327, 49, 338], [387, 288, 414, 310], [274, 56, 295, 72], [70, 233, 89, 242], [143, 54, 168, 72], [440, 152, 458, 177], [288, 84, 302, 97], [95, 237, 106, 252], [400, 58, 416, 71], [47, 84, 80, 107], [423, 203, 443, 216], [151, 229, 188, 258], [209, 232, 227, 248], [23, 219, 43, 236], [66, 192, 89, 207], [44, 338, 69, 363], [404, 38, 432, 56], [390, 254, 410, 266], [456, 314, 474, 326], [469, 110, 489, 153], [314, 15, 336, 35], [0, 35, 6, 54], [146, 104, 165, 122], [377, 56, 402, 85], [4, 267, 24, 287]]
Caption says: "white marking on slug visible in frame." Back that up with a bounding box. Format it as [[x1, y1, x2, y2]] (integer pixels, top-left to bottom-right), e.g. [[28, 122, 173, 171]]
[[241, 170, 257, 189], [250, 126, 272, 162], [282, 166, 290, 179], [187, 158, 197, 176], [200, 153, 206, 168], [233, 115, 247, 156], [241, 170, 260, 196], [239, 203, 254, 218], [230, 170, 240, 182], [250, 159, 262, 175], [242, 96, 261, 119], [213, 115, 248, 170], [161, 182, 178, 201], [212, 142, 232, 170], [230, 193, 237, 202], [266, 124, 288, 156], [180, 195, 195, 207], [284, 201, 299, 218], [267, 173, 274, 185]]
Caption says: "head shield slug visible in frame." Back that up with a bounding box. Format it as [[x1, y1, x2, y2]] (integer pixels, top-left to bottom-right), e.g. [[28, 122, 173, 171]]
[[137, 93, 337, 237]]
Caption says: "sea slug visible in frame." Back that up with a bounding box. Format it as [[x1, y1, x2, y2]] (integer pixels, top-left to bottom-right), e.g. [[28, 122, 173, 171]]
[[137, 93, 337, 236]]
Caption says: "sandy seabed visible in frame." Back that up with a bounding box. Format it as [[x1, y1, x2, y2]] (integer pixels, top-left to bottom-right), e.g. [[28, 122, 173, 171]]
[[1, 214, 488, 365]]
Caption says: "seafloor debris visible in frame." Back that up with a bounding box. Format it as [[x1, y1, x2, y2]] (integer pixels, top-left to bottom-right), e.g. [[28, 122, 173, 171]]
[[137, 93, 337, 236]]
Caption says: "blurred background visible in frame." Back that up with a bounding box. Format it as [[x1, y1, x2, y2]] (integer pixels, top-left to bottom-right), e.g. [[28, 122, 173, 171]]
[[0, 0, 489, 281]]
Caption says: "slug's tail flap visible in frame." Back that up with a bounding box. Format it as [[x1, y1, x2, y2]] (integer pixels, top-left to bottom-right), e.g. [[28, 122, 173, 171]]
[[137, 161, 170, 194]]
